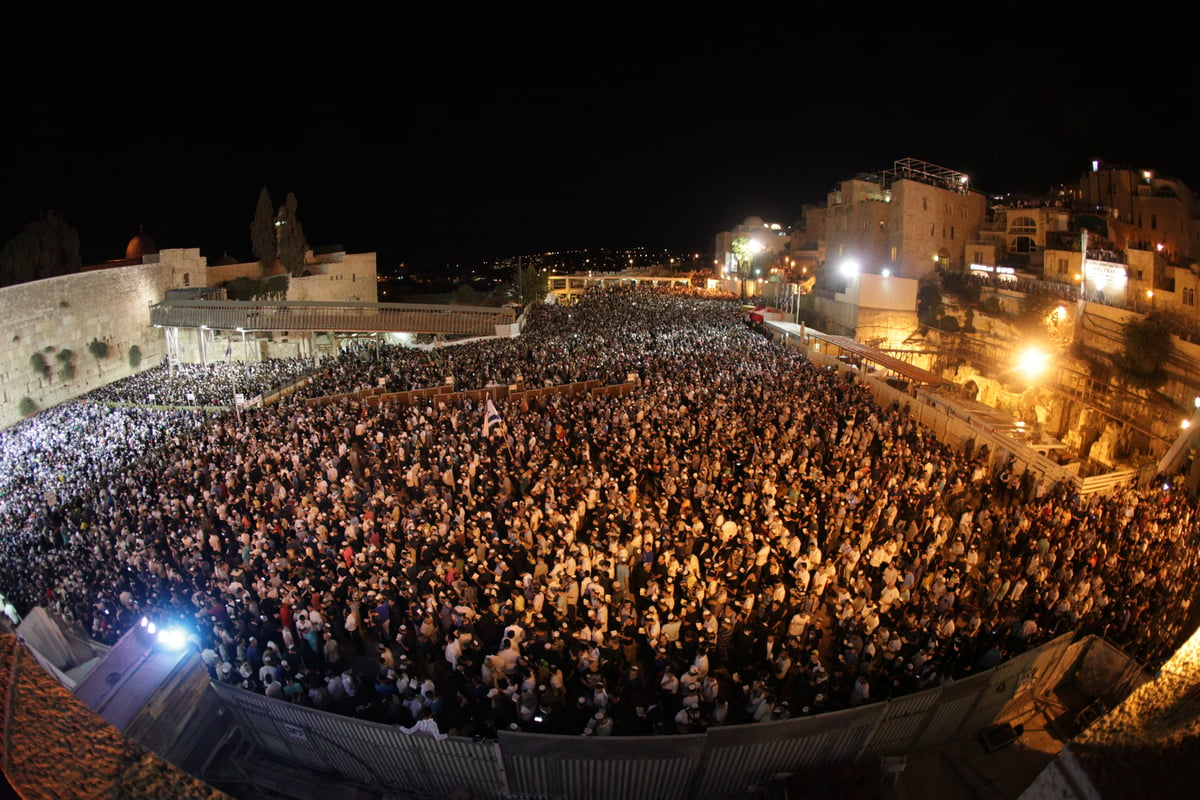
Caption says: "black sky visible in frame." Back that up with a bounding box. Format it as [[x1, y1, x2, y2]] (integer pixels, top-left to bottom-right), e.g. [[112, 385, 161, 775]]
[[3, 8, 1199, 273]]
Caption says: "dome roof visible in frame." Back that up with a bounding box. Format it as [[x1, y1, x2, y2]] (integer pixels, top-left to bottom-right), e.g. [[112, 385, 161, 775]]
[[125, 229, 158, 261], [214, 252, 239, 266]]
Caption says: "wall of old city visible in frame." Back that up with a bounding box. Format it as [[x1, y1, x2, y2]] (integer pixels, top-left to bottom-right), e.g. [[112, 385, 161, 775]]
[[0, 250, 203, 429]]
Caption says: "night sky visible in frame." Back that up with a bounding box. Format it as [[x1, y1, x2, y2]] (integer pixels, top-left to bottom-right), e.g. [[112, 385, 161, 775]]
[[3, 8, 1199, 273]]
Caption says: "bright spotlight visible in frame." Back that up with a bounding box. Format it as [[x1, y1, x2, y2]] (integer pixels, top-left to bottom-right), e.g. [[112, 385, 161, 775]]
[[840, 259, 860, 277], [881, 268, 891, 278], [1016, 346, 1050, 382], [156, 627, 189, 651]]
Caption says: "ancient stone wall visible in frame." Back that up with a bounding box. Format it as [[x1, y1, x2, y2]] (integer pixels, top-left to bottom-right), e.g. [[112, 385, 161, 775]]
[[0, 250, 204, 429]]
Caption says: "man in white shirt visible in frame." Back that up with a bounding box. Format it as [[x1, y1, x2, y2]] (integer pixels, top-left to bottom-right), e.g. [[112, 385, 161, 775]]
[[401, 706, 447, 740]]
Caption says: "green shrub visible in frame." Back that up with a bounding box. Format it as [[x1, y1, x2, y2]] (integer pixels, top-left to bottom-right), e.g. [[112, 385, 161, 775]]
[[87, 339, 110, 359], [979, 296, 1002, 315], [129, 344, 143, 369], [18, 397, 38, 417], [56, 348, 76, 380], [30, 352, 50, 377]]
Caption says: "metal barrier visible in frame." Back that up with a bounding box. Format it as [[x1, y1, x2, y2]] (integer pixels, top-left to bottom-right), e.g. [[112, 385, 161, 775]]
[[203, 634, 1126, 799], [150, 299, 517, 337]]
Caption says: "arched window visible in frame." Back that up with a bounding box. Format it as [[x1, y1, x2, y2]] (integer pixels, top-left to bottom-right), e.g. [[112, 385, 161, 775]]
[[1008, 216, 1037, 234]]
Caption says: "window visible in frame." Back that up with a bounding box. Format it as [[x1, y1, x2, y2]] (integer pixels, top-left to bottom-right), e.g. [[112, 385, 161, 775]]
[[930, 223, 935, 236], [1184, 288, 1195, 307], [951, 226, 955, 240], [890, 246, 898, 262], [1009, 216, 1037, 234], [1057, 258, 1068, 275], [1151, 214, 1157, 230], [923, 198, 928, 211], [974, 251, 983, 264], [942, 225, 947, 238]]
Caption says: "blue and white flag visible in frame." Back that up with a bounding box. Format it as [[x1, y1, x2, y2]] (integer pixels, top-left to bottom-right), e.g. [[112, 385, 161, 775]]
[[225, 337, 233, 364], [483, 398, 502, 436]]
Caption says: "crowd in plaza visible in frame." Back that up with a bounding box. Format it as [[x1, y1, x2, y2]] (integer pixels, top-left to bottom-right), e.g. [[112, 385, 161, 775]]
[[1, 285, 1198, 740], [82, 357, 319, 408]]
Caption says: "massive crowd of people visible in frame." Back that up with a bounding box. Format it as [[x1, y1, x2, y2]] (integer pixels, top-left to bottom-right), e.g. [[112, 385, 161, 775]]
[[1, 286, 1197, 740], [83, 357, 319, 408]]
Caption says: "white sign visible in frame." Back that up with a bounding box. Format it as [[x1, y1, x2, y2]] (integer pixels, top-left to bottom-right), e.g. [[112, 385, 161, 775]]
[[969, 263, 1015, 277], [1084, 261, 1127, 283], [234, 393, 246, 407]]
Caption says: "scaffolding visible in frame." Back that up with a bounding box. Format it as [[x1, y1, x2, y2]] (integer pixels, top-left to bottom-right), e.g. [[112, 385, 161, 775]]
[[882, 157, 972, 194]]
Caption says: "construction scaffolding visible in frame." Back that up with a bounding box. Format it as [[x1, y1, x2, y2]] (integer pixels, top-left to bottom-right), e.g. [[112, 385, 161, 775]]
[[882, 157, 972, 195]]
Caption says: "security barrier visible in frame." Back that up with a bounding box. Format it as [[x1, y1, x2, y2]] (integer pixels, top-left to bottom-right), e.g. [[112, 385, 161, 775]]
[[205, 634, 1137, 800]]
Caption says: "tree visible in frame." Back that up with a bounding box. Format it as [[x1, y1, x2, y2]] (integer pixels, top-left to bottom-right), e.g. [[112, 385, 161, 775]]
[[1116, 313, 1174, 389], [516, 262, 548, 306], [225, 274, 290, 301], [1017, 287, 1061, 327], [917, 282, 944, 327], [276, 192, 308, 277], [0, 211, 82, 288], [250, 187, 276, 269], [731, 237, 760, 298]]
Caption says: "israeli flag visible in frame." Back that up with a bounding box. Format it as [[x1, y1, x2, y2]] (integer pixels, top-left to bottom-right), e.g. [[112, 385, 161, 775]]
[[483, 398, 502, 436]]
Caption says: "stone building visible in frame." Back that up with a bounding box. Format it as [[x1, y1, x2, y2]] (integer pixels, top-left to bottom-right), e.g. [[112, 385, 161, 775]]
[[822, 157, 988, 281], [1074, 161, 1199, 263]]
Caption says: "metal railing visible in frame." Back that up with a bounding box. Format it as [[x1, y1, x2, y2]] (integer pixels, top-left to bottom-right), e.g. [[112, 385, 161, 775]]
[[202, 634, 1133, 800]]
